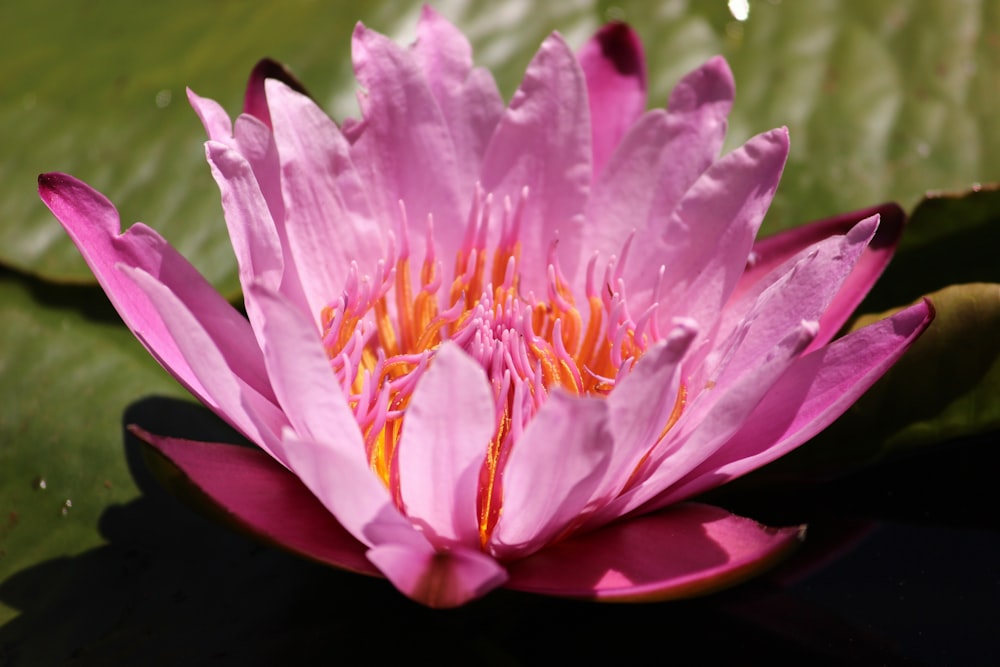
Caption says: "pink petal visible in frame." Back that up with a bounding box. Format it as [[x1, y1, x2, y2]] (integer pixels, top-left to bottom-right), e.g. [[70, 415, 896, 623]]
[[655, 127, 789, 329], [119, 265, 290, 467], [583, 58, 734, 294], [281, 430, 426, 552], [577, 22, 647, 179], [367, 542, 507, 609], [650, 55, 735, 215], [283, 429, 506, 608], [244, 283, 360, 448], [188, 89, 312, 318], [204, 141, 285, 338], [412, 6, 504, 181], [396, 343, 494, 550], [133, 427, 377, 576], [605, 320, 818, 521], [739, 203, 907, 349], [228, 112, 313, 316], [187, 88, 233, 143], [613, 128, 788, 327], [480, 32, 592, 295], [660, 299, 934, 504], [37, 173, 274, 405], [265, 79, 383, 320], [350, 21, 465, 261], [242, 58, 311, 128], [506, 503, 803, 602], [490, 392, 611, 559], [697, 215, 879, 389], [596, 320, 697, 504]]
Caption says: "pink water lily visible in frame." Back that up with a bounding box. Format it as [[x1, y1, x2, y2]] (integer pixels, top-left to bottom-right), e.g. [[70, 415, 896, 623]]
[[40, 8, 931, 608]]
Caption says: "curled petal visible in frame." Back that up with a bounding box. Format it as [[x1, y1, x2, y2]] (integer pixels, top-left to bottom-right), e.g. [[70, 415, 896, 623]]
[[243, 57, 312, 128], [37, 173, 274, 405]]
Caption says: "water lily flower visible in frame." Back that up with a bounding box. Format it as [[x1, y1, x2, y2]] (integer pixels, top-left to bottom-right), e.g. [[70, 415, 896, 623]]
[[39, 8, 931, 608]]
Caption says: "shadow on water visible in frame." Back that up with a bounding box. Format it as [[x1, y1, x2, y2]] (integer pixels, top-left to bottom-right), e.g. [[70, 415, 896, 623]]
[[0, 397, 997, 665]]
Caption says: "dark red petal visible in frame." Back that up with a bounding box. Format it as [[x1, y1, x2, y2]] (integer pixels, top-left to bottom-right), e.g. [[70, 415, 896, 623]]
[[243, 58, 313, 128], [505, 503, 803, 602], [740, 203, 906, 343], [133, 426, 378, 576]]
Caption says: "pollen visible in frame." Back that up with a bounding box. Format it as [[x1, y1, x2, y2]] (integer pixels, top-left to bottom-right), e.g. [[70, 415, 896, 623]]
[[318, 186, 666, 545]]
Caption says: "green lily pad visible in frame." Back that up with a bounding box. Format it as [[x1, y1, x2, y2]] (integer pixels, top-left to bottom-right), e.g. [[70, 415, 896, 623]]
[[759, 282, 1000, 480], [5, 1, 999, 293], [863, 185, 1000, 312], [0, 272, 186, 625]]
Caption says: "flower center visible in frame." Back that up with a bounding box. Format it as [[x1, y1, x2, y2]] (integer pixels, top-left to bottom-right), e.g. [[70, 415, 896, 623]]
[[319, 188, 662, 545]]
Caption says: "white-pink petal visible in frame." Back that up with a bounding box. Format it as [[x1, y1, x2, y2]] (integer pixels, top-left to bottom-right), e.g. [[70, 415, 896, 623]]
[[630, 127, 789, 329], [350, 21, 465, 262], [480, 32, 592, 296], [244, 283, 359, 448], [397, 343, 495, 550], [265, 79, 383, 323], [490, 392, 611, 559], [367, 541, 508, 609], [411, 5, 504, 183], [596, 320, 697, 506]]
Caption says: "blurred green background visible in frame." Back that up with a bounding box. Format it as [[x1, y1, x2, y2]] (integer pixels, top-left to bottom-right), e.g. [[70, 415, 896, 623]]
[[1, 1, 998, 663]]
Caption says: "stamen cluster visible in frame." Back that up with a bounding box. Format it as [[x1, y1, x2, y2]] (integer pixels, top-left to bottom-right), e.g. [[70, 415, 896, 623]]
[[318, 187, 663, 541]]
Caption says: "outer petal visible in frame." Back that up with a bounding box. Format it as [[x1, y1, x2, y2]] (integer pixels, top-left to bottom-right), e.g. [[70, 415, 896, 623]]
[[600, 320, 818, 522], [506, 503, 803, 601], [738, 202, 907, 348], [37, 173, 274, 405], [133, 428, 376, 576], [397, 343, 494, 549], [659, 300, 934, 504], [480, 32, 592, 295], [367, 542, 507, 609], [187, 88, 233, 143], [266, 79, 383, 321], [577, 22, 646, 178], [412, 6, 504, 181], [697, 215, 879, 389], [120, 266, 290, 466], [490, 392, 611, 559]]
